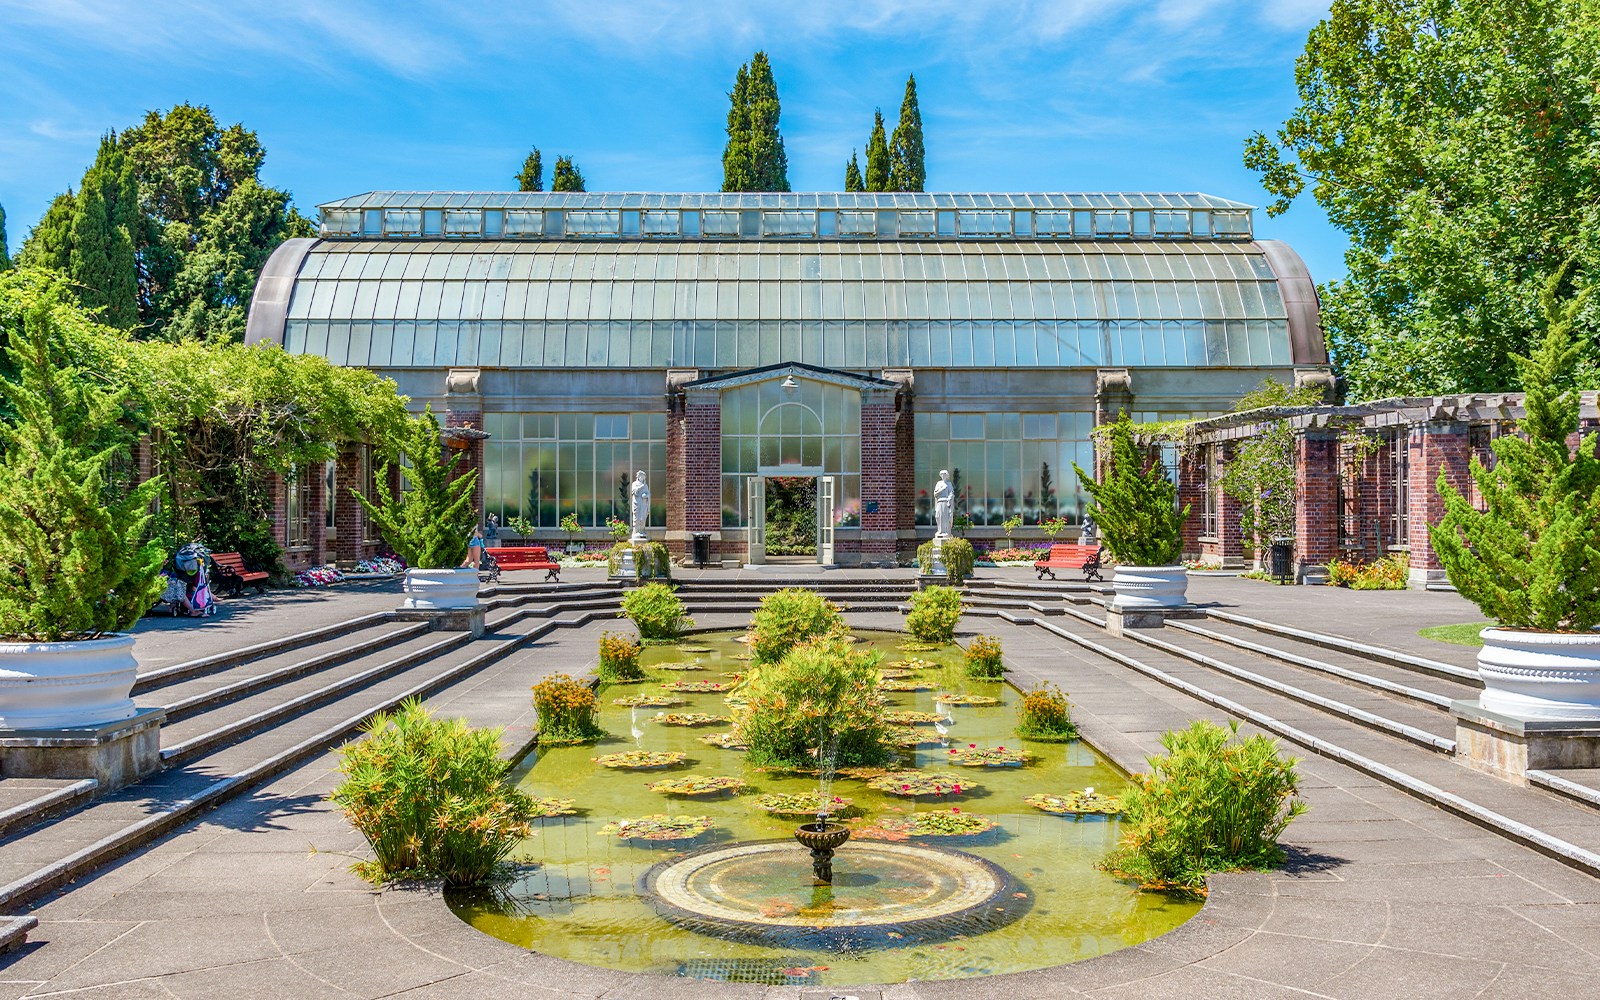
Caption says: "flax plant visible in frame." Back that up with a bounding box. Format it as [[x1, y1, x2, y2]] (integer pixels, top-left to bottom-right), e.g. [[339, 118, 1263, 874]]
[[330, 700, 534, 886], [1102, 719, 1306, 893]]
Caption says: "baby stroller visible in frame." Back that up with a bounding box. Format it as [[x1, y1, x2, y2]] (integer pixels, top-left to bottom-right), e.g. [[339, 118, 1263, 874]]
[[155, 543, 217, 618]]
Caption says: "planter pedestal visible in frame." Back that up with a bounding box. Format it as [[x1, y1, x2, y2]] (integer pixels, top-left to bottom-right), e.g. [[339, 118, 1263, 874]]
[[0, 708, 165, 793], [1105, 605, 1206, 637], [397, 568, 485, 636], [1451, 700, 1600, 784], [393, 606, 486, 637]]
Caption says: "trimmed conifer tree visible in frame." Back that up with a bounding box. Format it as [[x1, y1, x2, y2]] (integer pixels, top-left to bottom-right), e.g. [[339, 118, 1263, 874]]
[[722, 62, 753, 192], [844, 151, 864, 192], [105, 160, 140, 329], [68, 180, 113, 316], [865, 110, 890, 192], [889, 74, 925, 192], [356, 408, 478, 570], [0, 272, 165, 641], [20, 194, 76, 273], [1073, 414, 1189, 566], [0, 202, 10, 271], [551, 156, 585, 192], [1431, 263, 1600, 631], [722, 53, 789, 192], [516, 148, 543, 192]]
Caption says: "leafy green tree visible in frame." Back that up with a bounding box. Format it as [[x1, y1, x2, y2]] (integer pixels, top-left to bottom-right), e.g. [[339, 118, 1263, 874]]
[[1432, 265, 1600, 631], [357, 408, 478, 569], [0, 271, 165, 640], [722, 52, 789, 192], [1245, 0, 1600, 398], [551, 156, 586, 192], [864, 110, 890, 192], [844, 151, 864, 192], [1074, 414, 1190, 566], [516, 148, 543, 192], [889, 74, 926, 192], [68, 179, 114, 318]]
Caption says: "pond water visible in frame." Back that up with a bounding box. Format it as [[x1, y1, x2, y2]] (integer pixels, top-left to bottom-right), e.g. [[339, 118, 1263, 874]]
[[448, 630, 1199, 987]]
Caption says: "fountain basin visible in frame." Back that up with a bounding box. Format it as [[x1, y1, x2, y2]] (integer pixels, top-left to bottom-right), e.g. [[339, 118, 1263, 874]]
[[793, 821, 850, 853], [643, 839, 1024, 949]]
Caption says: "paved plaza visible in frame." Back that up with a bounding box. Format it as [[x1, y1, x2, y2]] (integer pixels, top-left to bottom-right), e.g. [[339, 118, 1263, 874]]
[[3, 572, 1598, 998]]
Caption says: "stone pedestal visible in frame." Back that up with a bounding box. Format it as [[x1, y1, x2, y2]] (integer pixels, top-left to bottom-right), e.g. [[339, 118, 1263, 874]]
[[616, 548, 639, 580], [1452, 700, 1600, 784], [930, 537, 948, 579], [393, 606, 486, 637], [0, 708, 165, 792], [1105, 605, 1206, 638]]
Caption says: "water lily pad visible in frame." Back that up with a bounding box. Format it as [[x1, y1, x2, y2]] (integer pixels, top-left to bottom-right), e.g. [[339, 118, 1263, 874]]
[[697, 731, 748, 750], [528, 797, 578, 818], [886, 710, 943, 726], [653, 662, 706, 672], [934, 693, 1001, 706], [597, 814, 713, 841], [879, 679, 936, 692], [592, 750, 688, 770], [946, 744, 1033, 767], [612, 694, 688, 708], [866, 771, 975, 797], [653, 712, 728, 727], [1025, 790, 1123, 815], [752, 792, 855, 817], [647, 774, 745, 796], [662, 680, 734, 693], [855, 809, 997, 839]]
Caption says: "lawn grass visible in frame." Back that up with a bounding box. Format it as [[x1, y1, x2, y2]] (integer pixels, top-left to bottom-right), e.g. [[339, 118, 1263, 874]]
[[1419, 622, 1492, 647]]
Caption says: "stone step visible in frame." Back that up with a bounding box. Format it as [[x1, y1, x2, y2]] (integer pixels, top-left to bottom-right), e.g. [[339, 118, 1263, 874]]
[[0, 779, 98, 840], [1016, 614, 1600, 877], [1206, 608, 1478, 685], [132, 611, 396, 694]]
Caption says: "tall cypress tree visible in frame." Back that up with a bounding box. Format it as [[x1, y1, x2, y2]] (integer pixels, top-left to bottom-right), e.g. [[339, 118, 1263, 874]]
[[20, 194, 75, 272], [516, 148, 543, 192], [744, 52, 789, 192], [722, 63, 753, 191], [0, 203, 10, 271], [68, 180, 113, 316], [865, 110, 891, 192], [889, 74, 926, 192], [844, 152, 864, 193], [551, 156, 586, 192], [105, 160, 140, 329]]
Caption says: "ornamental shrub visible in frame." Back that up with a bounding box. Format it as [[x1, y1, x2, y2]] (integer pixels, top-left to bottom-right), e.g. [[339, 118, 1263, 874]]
[[329, 699, 534, 886], [1074, 414, 1190, 567], [531, 672, 605, 743], [916, 537, 975, 581], [608, 541, 672, 579], [748, 587, 844, 663], [596, 631, 645, 682], [736, 636, 892, 768], [1015, 683, 1077, 742], [963, 634, 1005, 679], [0, 274, 166, 640], [1102, 719, 1307, 893], [1432, 266, 1600, 631], [905, 585, 962, 643], [1325, 553, 1408, 591], [356, 407, 477, 570], [620, 582, 693, 639]]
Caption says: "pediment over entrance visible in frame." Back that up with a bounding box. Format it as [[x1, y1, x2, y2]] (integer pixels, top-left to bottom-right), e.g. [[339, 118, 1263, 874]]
[[680, 362, 900, 394]]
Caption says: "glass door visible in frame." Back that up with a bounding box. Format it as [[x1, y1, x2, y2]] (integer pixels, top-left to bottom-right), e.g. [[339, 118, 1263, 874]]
[[745, 475, 766, 565], [817, 476, 835, 565]]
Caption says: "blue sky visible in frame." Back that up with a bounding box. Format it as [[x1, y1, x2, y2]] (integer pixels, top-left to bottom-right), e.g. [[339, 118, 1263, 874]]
[[0, 0, 1343, 281]]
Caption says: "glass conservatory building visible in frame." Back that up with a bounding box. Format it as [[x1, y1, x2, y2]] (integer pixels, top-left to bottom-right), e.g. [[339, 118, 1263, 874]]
[[246, 192, 1327, 566]]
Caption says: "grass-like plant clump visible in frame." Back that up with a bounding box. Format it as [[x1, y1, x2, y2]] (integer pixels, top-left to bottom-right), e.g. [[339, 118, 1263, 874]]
[[748, 587, 844, 663], [964, 634, 1005, 678], [532, 673, 606, 744], [329, 699, 534, 886], [620, 582, 694, 639], [1325, 553, 1408, 590], [1015, 683, 1078, 742], [916, 537, 975, 582], [596, 631, 646, 682], [1101, 719, 1307, 894], [905, 585, 962, 643], [736, 636, 892, 768]]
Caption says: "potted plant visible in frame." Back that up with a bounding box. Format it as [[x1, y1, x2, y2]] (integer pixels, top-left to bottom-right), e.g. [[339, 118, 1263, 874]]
[[1432, 268, 1600, 719], [0, 275, 166, 728], [356, 408, 480, 611], [559, 512, 584, 554], [1001, 514, 1022, 547], [1074, 414, 1191, 609]]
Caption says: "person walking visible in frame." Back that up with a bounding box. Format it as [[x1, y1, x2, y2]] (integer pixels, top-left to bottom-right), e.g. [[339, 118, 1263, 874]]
[[463, 525, 486, 569]]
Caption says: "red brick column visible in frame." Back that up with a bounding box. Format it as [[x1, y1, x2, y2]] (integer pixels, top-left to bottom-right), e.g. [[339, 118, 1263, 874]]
[[306, 462, 327, 567], [1177, 447, 1204, 560], [1294, 431, 1339, 584], [1209, 443, 1246, 567], [1407, 421, 1471, 587], [444, 408, 485, 521], [895, 391, 917, 562], [859, 394, 899, 565], [682, 396, 722, 560], [334, 447, 365, 565]]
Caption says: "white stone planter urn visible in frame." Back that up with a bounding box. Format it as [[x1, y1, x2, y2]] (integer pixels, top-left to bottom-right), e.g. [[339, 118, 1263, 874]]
[[1477, 628, 1600, 721], [1110, 565, 1189, 610], [401, 567, 482, 611], [0, 633, 139, 730]]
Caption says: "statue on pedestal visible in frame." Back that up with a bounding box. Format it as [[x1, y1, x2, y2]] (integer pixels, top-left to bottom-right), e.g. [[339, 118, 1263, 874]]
[[629, 471, 650, 542], [933, 470, 954, 539]]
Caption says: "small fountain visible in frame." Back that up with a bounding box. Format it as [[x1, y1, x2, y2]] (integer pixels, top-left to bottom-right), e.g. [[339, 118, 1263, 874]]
[[792, 733, 849, 883]]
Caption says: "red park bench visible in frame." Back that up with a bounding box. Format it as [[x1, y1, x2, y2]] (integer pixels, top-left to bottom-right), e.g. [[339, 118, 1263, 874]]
[[487, 546, 561, 582], [211, 551, 270, 596], [1034, 543, 1104, 583]]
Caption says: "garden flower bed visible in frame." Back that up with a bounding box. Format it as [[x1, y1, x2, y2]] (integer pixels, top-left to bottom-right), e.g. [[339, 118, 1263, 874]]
[[592, 750, 688, 770]]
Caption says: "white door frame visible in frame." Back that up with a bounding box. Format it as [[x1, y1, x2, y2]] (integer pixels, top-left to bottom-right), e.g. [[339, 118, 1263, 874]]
[[745, 475, 766, 565], [817, 475, 836, 566]]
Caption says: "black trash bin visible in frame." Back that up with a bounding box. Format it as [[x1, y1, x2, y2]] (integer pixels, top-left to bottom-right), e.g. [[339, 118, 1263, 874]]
[[691, 532, 712, 568], [1269, 539, 1294, 583]]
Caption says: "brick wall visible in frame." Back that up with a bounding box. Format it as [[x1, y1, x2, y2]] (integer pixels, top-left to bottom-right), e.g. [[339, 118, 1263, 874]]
[[1408, 422, 1470, 581], [895, 393, 917, 560], [1177, 447, 1204, 559], [682, 399, 722, 558], [859, 398, 899, 563], [1293, 432, 1339, 582]]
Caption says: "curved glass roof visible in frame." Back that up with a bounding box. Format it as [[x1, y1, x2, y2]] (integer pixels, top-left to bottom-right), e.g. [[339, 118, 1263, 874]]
[[277, 239, 1304, 370], [319, 192, 1255, 211]]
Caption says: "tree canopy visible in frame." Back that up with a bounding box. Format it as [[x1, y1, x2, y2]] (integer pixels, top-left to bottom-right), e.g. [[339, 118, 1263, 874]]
[[864, 110, 890, 192], [516, 148, 543, 192], [0, 202, 11, 271], [20, 103, 312, 342], [551, 156, 586, 192], [721, 52, 790, 192], [889, 74, 926, 192], [1245, 0, 1600, 399], [844, 151, 863, 192]]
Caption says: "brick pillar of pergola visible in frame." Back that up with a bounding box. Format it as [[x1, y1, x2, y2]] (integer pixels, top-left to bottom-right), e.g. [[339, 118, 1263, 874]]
[[1177, 447, 1204, 560], [1294, 430, 1339, 584], [334, 447, 365, 565], [1407, 421, 1471, 588], [444, 369, 485, 523], [894, 387, 917, 563], [305, 461, 327, 567], [1211, 443, 1246, 567], [858, 385, 901, 567], [679, 389, 722, 563]]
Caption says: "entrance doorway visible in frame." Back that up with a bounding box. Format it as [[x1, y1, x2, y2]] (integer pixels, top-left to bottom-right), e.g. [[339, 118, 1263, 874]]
[[745, 473, 836, 566]]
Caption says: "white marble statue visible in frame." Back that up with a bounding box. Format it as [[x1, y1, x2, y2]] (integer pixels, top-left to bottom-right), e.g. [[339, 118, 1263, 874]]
[[933, 469, 955, 538], [629, 470, 650, 541]]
